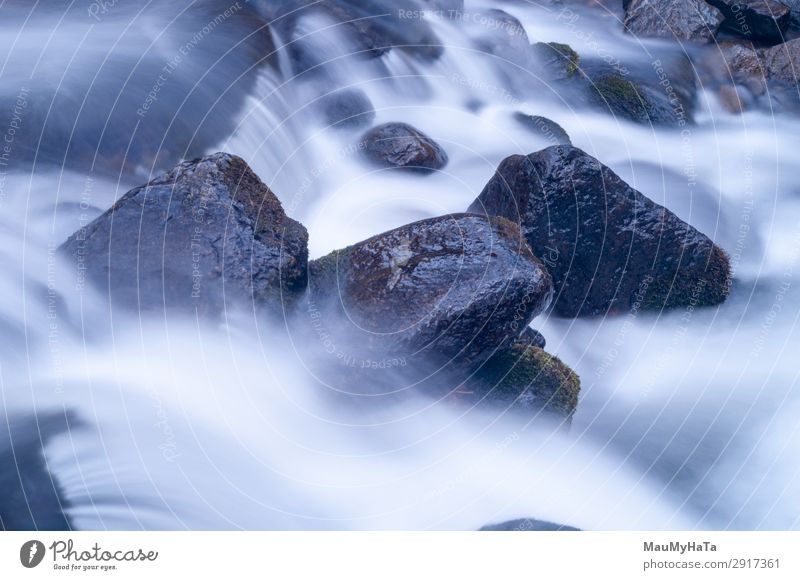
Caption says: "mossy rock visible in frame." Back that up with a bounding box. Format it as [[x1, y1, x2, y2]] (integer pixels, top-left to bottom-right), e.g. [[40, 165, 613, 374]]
[[307, 214, 553, 371], [584, 69, 693, 126], [532, 42, 581, 79], [637, 245, 732, 311], [472, 343, 580, 418], [590, 73, 651, 123]]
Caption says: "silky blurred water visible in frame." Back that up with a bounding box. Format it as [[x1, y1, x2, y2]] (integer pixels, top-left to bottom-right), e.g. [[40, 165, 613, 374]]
[[0, 0, 798, 530]]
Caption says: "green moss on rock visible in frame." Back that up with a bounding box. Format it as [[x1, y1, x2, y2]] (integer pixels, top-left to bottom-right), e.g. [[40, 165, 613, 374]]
[[532, 42, 581, 79], [550, 42, 580, 77], [638, 245, 732, 311], [591, 73, 650, 122], [473, 343, 580, 418]]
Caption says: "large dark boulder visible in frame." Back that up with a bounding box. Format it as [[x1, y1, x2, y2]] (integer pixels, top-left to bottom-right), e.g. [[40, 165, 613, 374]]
[[468, 146, 731, 317], [60, 153, 308, 317], [308, 214, 553, 371], [624, 0, 724, 43], [706, 0, 790, 44], [360, 122, 449, 172]]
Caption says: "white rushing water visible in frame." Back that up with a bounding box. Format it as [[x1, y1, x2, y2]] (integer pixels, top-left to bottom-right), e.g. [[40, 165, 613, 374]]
[[1, 0, 799, 530]]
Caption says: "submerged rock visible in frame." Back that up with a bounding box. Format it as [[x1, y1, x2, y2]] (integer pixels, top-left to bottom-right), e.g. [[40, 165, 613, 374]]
[[624, 0, 724, 43], [316, 1, 444, 60], [463, 9, 539, 95], [469, 146, 731, 317], [513, 113, 572, 145], [586, 70, 686, 126], [716, 84, 748, 112], [480, 518, 581, 531], [257, 0, 445, 76], [697, 41, 767, 95], [706, 0, 790, 43], [471, 8, 531, 65], [308, 214, 553, 371], [423, 0, 464, 13], [532, 48, 696, 126], [697, 39, 800, 114], [470, 342, 580, 418], [317, 88, 376, 128], [360, 122, 449, 172], [60, 153, 308, 317]]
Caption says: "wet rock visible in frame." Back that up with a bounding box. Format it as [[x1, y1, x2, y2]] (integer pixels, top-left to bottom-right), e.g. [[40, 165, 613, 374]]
[[480, 518, 581, 531], [308, 214, 553, 371], [513, 113, 572, 145], [360, 122, 449, 172], [319, 1, 392, 57], [624, 0, 724, 43], [612, 161, 743, 253], [318, 88, 376, 128], [566, 52, 696, 125], [706, 0, 790, 43], [531, 42, 581, 80], [697, 41, 767, 95], [519, 326, 547, 349], [423, 0, 464, 13], [470, 343, 580, 418], [762, 37, 800, 84], [586, 70, 687, 126], [463, 8, 536, 94], [1, 411, 76, 530], [60, 153, 308, 317], [776, 0, 800, 25], [468, 146, 731, 317], [567, 54, 697, 127], [471, 8, 531, 61], [319, 1, 444, 60], [257, 0, 445, 73], [695, 39, 800, 113], [465, 9, 540, 96]]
